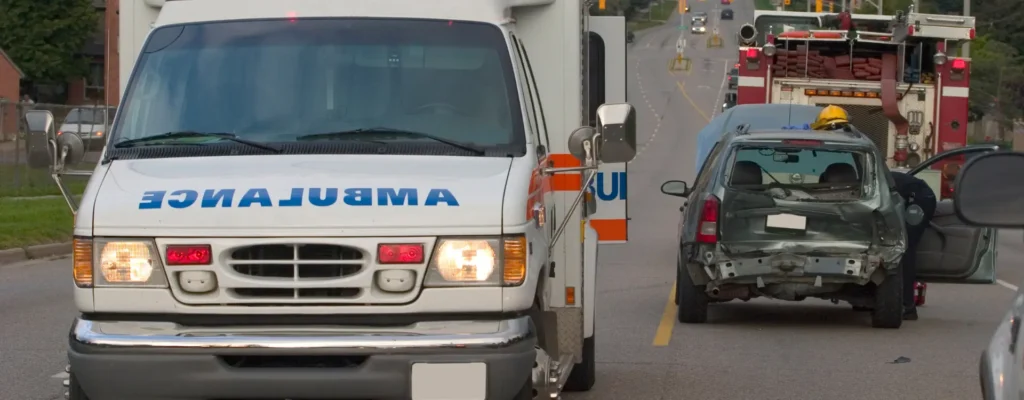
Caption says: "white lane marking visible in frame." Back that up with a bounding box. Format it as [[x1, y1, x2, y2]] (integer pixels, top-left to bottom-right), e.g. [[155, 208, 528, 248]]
[[631, 57, 663, 162], [711, 61, 728, 119], [997, 279, 1019, 292], [52, 371, 68, 379]]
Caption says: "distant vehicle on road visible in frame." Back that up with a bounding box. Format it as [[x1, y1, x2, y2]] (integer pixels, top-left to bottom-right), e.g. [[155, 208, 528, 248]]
[[59, 106, 115, 150], [722, 0, 731, 4], [691, 12, 707, 24], [727, 67, 738, 89], [691, 20, 706, 34], [722, 92, 737, 112], [661, 104, 1000, 329], [721, 8, 733, 20]]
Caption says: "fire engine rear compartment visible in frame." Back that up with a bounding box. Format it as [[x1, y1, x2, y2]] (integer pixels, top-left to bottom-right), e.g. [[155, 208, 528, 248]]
[[766, 29, 944, 164]]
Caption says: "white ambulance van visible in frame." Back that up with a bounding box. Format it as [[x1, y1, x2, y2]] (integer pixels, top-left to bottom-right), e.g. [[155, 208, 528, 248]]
[[32, 0, 637, 399]]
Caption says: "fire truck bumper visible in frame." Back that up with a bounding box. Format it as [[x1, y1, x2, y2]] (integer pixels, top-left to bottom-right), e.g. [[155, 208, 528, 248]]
[[67, 316, 536, 400]]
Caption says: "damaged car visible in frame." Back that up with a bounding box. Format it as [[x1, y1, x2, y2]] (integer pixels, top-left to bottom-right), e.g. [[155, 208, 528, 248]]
[[663, 104, 1000, 329]]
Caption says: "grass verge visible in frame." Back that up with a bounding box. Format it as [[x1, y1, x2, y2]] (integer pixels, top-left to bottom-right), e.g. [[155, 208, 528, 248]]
[[628, 1, 678, 33], [0, 197, 74, 249], [0, 165, 91, 198]]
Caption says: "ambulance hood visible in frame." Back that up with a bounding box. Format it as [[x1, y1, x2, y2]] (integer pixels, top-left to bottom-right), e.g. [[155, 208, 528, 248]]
[[90, 155, 513, 236]]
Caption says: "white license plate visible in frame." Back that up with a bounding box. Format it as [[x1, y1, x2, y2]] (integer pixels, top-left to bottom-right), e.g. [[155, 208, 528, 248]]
[[765, 213, 807, 231], [411, 363, 487, 400]]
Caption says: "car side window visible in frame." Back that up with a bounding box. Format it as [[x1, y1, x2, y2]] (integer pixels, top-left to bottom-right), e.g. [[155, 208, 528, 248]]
[[694, 142, 723, 189]]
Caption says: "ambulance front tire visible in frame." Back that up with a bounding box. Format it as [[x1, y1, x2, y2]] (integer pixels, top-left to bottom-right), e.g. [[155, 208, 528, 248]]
[[564, 334, 596, 392], [677, 261, 709, 323]]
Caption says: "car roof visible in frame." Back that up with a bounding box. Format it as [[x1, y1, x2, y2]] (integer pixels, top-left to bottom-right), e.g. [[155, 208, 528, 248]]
[[731, 129, 873, 146]]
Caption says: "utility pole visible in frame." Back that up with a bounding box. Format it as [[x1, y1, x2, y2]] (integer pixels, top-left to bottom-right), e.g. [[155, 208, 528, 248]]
[[962, 0, 970, 58], [877, 0, 883, 14]]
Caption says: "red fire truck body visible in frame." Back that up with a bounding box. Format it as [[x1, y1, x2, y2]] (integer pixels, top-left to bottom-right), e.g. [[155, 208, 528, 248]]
[[734, 10, 975, 199]]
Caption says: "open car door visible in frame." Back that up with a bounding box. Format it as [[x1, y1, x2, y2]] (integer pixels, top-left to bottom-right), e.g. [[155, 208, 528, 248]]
[[905, 145, 1000, 283]]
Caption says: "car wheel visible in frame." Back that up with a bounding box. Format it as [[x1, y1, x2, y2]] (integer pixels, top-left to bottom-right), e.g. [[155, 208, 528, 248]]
[[871, 267, 903, 329], [677, 261, 709, 324]]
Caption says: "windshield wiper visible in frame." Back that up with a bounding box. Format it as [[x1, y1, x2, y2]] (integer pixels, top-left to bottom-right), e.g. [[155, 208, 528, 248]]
[[297, 127, 486, 155], [113, 131, 281, 153]]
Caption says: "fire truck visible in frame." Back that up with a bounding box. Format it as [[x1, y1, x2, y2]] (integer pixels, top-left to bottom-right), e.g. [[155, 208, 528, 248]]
[[733, 9, 975, 199]]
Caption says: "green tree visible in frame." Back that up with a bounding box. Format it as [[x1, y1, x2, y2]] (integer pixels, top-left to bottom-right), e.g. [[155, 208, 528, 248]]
[[966, 36, 1024, 122], [0, 0, 99, 83]]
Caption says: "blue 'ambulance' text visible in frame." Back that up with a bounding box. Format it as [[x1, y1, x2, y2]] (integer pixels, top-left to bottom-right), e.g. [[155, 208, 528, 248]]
[[139, 188, 460, 209]]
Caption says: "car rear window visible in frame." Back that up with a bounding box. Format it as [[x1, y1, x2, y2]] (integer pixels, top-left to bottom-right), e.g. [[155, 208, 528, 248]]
[[726, 143, 871, 201]]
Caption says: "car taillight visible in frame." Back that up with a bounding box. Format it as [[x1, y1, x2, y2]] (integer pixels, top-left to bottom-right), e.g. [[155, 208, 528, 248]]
[[696, 195, 720, 244]]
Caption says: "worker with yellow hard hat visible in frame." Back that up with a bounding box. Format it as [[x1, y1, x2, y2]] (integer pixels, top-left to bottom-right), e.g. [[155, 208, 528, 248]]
[[811, 105, 851, 131]]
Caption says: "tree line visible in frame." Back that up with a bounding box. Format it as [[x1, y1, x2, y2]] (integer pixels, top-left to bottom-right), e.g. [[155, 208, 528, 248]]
[[0, 0, 99, 99]]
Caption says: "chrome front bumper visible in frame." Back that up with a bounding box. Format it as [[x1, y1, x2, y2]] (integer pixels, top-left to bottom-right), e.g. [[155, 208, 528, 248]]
[[68, 316, 536, 400], [71, 316, 532, 350]]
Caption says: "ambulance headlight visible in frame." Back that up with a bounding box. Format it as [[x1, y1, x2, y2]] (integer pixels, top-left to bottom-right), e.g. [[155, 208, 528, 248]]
[[423, 236, 527, 287], [95, 239, 168, 287]]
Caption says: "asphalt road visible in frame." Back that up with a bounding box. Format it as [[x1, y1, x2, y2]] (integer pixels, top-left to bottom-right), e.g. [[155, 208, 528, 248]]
[[1, 3, 1022, 400]]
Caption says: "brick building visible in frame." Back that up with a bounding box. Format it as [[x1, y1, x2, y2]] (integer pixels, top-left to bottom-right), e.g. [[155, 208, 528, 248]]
[[0, 48, 26, 139]]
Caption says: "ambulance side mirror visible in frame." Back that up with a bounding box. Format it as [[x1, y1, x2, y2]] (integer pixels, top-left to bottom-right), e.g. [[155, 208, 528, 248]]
[[595, 103, 637, 164], [953, 151, 1024, 227], [25, 110, 86, 172]]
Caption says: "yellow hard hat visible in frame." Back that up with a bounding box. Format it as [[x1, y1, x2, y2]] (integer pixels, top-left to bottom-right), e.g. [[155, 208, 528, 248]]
[[812, 105, 850, 130]]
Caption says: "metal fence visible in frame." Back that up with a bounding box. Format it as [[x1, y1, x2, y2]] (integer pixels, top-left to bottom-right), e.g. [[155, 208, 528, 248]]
[[0, 101, 110, 198]]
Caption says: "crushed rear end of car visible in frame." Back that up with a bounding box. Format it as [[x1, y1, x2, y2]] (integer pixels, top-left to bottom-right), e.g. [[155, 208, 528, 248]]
[[695, 137, 906, 302]]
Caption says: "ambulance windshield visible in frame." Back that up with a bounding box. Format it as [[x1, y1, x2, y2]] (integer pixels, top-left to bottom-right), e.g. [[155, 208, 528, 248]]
[[112, 18, 524, 156]]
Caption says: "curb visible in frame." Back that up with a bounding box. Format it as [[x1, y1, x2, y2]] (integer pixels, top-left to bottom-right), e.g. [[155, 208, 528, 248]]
[[0, 242, 72, 266]]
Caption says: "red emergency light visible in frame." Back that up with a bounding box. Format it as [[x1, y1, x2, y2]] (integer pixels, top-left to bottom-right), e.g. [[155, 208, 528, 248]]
[[377, 243, 424, 264], [746, 48, 759, 59], [166, 245, 212, 265], [951, 58, 966, 71]]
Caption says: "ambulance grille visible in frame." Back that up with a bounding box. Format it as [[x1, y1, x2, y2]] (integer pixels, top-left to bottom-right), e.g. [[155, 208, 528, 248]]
[[820, 103, 890, 155], [230, 244, 364, 279], [227, 244, 365, 301]]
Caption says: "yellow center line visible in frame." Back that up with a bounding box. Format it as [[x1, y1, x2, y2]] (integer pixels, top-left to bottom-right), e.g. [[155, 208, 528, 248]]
[[652, 283, 677, 346], [674, 79, 711, 123]]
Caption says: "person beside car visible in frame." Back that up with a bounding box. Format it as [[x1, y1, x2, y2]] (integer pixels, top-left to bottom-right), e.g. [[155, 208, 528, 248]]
[[889, 170, 937, 320]]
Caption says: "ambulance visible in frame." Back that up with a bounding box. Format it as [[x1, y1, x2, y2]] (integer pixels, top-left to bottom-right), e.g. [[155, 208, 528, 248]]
[[33, 0, 637, 398]]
